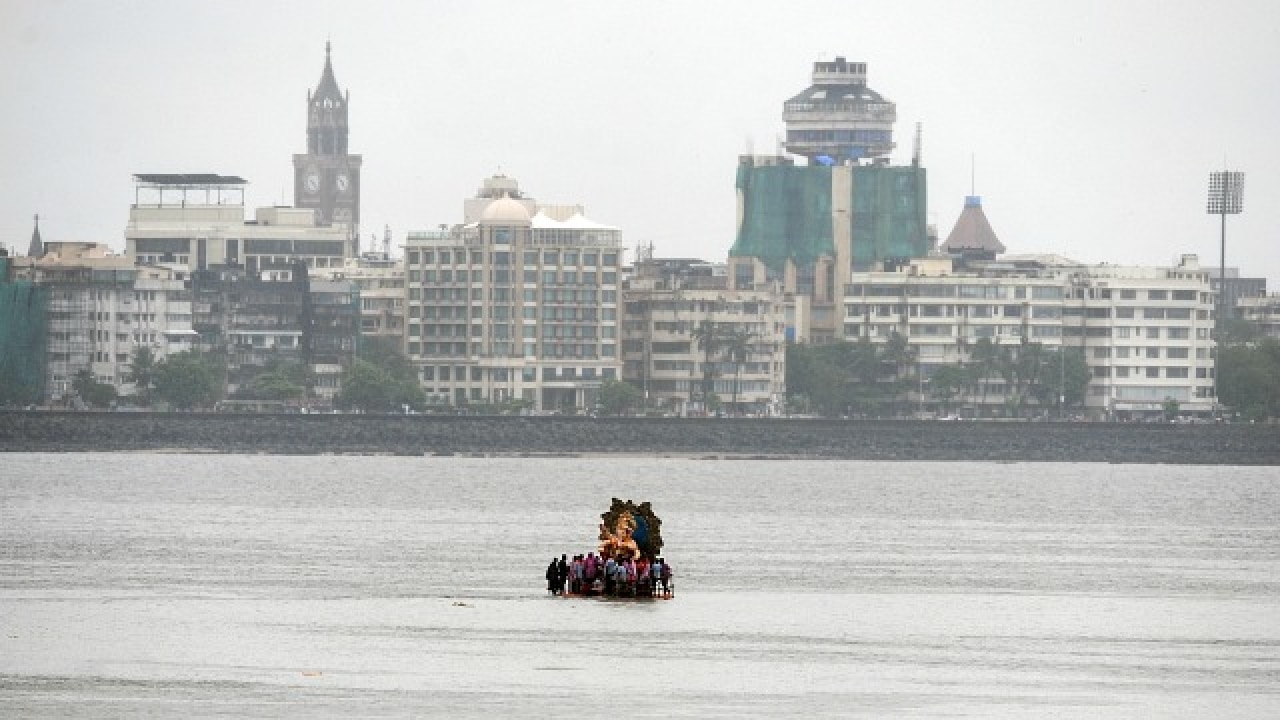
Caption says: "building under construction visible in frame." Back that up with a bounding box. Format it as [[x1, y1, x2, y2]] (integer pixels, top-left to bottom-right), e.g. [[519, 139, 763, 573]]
[[729, 57, 930, 344]]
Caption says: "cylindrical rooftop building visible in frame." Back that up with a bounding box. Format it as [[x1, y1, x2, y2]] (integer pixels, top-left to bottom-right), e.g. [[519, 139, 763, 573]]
[[782, 57, 896, 164]]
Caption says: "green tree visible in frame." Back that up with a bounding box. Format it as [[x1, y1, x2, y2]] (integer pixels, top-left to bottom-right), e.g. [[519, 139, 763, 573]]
[[335, 359, 395, 413], [724, 328, 754, 415], [999, 341, 1045, 417], [929, 364, 969, 415], [1162, 397, 1181, 421], [249, 368, 306, 402], [152, 350, 223, 410], [72, 369, 117, 409], [691, 319, 724, 409], [597, 378, 641, 416], [346, 336, 425, 412], [242, 357, 307, 402], [124, 346, 157, 406], [1031, 347, 1090, 417], [1218, 338, 1280, 421], [966, 336, 999, 415]]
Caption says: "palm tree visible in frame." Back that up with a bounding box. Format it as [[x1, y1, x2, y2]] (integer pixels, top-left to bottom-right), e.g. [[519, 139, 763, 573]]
[[724, 328, 755, 416], [967, 336, 998, 417], [691, 319, 723, 413]]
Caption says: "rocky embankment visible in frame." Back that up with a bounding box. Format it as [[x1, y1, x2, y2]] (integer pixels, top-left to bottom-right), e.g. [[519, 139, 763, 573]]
[[1, 411, 1277, 464]]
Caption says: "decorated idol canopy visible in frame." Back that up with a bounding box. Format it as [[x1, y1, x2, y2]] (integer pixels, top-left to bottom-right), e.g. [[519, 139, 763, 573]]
[[598, 498, 663, 561]]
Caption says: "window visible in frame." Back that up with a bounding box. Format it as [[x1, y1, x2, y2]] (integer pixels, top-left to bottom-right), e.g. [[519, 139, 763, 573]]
[[1148, 290, 1168, 300], [543, 251, 559, 265], [1146, 327, 1160, 339], [1166, 347, 1189, 359], [1145, 347, 1160, 359], [1166, 367, 1189, 379], [524, 251, 539, 265], [1146, 367, 1160, 378], [1120, 289, 1137, 299]]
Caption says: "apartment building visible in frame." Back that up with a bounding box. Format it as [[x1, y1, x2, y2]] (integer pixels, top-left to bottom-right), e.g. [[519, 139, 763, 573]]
[[622, 257, 788, 416], [403, 176, 623, 411], [11, 242, 195, 403], [842, 254, 1216, 419]]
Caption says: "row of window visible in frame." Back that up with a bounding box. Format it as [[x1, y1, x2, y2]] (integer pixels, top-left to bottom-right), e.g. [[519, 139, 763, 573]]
[[420, 365, 619, 383], [849, 285, 1207, 302], [1094, 366, 1194, 379], [409, 287, 619, 304], [408, 341, 617, 359], [411, 268, 619, 285], [409, 249, 620, 267], [846, 304, 1208, 321]]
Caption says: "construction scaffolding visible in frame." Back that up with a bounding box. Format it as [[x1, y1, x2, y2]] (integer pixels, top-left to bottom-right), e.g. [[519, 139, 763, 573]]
[[0, 269, 49, 405], [732, 160, 928, 273]]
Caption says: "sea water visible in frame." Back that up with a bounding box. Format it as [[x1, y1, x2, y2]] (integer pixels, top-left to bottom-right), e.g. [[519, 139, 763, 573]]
[[1, 454, 1277, 718]]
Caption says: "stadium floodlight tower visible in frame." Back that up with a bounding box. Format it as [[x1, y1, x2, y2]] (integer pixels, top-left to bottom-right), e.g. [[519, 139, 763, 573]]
[[1206, 169, 1244, 412], [782, 57, 897, 165]]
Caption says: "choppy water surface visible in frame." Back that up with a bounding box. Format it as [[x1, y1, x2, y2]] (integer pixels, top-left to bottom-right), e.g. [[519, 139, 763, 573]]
[[1, 454, 1278, 718]]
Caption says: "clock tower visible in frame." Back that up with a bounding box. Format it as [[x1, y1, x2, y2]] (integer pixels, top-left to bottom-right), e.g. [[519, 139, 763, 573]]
[[293, 42, 362, 254]]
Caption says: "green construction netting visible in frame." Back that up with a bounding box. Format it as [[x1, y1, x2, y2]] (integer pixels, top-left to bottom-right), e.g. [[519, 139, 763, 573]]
[[0, 276, 48, 405], [849, 165, 928, 269], [731, 163, 928, 273], [731, 163, 834, 273]]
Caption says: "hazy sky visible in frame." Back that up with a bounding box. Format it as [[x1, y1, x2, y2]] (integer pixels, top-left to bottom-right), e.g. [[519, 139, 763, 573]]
[[3, 1, 1278, 285]]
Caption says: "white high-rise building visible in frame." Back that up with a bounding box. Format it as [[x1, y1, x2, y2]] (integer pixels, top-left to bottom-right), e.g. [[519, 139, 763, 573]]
[[403, 176, 623, 411], [841, 253, 1217, 419]]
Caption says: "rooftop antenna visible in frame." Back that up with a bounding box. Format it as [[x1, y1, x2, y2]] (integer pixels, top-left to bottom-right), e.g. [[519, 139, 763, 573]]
[[383, 224, 391, 258], [911, 122, 923, 167], [970, 153, 976, 195], [745, 135, 754, 157]]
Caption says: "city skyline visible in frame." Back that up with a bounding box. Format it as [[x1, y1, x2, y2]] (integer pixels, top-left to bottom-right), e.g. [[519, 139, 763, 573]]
[[3, 1, 1277, 285]]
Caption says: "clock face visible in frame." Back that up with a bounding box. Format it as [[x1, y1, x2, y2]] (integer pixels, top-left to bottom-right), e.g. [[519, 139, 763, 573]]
[[304, 172, 320, 194], [335, 173, 350, 194]]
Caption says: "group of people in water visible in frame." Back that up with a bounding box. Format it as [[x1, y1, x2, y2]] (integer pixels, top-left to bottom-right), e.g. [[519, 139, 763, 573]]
[[545, 552, 673, 598]]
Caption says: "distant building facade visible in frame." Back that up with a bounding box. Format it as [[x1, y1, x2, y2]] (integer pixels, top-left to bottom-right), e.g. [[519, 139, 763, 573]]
[[1236, 294, 1280, 340], [190, 262, 358, 405], [403, 175, 623, 411], [315, 255, 406, 341], [125, 174, 351, 273], [622, 256, 787, 416], [842, 253, 1218, 419], [11, 242, 195, 404]]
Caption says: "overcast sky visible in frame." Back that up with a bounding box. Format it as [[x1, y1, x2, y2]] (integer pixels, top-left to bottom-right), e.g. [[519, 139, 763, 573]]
[[3, 1, 1277, 285]]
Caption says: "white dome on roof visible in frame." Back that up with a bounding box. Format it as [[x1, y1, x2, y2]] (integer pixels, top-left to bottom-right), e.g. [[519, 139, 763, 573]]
[[480, 194, 531, 225]]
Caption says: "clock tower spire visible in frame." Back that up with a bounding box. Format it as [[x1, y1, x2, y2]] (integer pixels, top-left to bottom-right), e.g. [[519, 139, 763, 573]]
[[293, 41, 362, 254]]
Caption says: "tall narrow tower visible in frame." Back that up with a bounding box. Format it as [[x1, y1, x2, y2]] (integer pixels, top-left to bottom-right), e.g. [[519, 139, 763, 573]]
[[782, 57, 896, 164], [293, 42, 362, 253]]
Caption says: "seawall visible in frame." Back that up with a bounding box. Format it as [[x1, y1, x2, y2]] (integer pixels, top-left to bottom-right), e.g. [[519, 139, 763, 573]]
[[1, 412, 1277, 464]]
